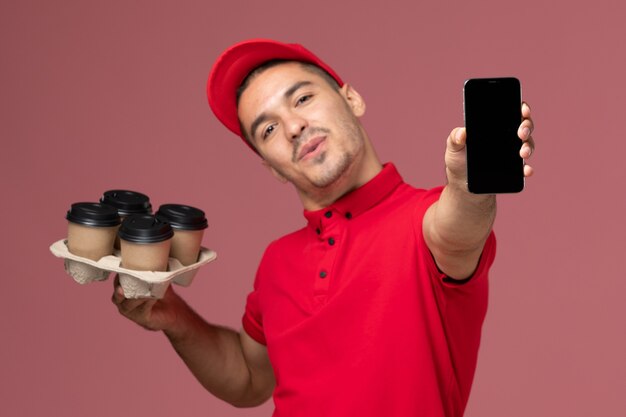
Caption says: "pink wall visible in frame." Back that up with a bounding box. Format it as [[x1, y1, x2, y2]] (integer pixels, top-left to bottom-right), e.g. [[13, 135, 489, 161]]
[[2, 1, 625, 416]]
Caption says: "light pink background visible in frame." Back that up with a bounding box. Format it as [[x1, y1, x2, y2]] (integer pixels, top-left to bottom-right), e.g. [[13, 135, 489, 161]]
[[2, 1, 625, 416]]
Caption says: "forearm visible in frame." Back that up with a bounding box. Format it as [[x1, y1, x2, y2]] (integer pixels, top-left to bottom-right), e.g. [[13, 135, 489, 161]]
[[163, 303, 257, 407], [424, 179, 496, 279], [113, 279, 270, 407], [433, 180, 496, 251]]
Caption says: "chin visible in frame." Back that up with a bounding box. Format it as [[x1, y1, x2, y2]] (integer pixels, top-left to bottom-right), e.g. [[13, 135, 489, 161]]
[[309, 152, 352, 188]]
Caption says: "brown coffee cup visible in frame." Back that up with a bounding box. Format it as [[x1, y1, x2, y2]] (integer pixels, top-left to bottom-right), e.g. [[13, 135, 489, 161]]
[[155, 204, 209, 266], [100, 190, 153, 249], [66, 203, 121, 261], [118, 215, 173, 271]]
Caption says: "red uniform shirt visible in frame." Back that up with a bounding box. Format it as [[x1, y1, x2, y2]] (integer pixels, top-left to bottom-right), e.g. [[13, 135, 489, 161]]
[[243, 163, 496, 417]]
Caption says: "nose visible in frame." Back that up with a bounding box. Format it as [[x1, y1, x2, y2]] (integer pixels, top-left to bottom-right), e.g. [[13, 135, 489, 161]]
[[284, 113, 308, 141]]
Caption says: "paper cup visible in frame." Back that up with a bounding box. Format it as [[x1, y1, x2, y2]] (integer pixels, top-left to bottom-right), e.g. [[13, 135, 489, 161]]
[[120, 239, 171, 271], [66, 203, 121, 261], [118, 214, 173, 272], [169, 229, 205, 266], [156, 204, 208, 266], [100, 190, 152, 249]]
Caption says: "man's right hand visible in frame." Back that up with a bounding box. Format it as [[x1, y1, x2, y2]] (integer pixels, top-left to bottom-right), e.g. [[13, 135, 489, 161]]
[[110, 274, 275, 407], [111, 274, 183, 332]]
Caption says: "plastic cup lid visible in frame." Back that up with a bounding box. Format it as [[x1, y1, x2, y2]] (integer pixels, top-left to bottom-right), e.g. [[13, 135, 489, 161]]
[[118, 214, 174, 243], [66, 202, 121, 227], [100, 190, 152, 216], [155, 204, 209, 231]]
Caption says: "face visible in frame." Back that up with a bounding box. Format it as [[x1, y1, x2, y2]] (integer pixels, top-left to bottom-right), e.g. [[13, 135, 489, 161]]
[[237, 62, 368, 203]]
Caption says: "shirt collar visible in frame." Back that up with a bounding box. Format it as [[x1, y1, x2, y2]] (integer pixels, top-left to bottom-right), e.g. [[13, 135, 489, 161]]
[[303, 163, 403, 227]]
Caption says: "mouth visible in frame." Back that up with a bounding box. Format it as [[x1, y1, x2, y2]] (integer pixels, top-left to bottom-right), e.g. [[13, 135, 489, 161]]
[[298, 136, 326, 161]]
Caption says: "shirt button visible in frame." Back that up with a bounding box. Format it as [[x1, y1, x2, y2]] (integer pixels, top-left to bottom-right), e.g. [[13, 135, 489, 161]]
[[319, 271, 328, 278], [328, 238, 335, 246], [345, 212, 353, 219], [324, 211, 332, 218]]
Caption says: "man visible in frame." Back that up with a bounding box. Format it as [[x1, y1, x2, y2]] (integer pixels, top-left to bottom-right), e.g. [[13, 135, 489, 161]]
[[112, 39, 535, 416]]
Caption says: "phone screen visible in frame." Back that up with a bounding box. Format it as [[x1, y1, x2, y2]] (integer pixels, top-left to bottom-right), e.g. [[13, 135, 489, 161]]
[[464, 77, 524, 194]]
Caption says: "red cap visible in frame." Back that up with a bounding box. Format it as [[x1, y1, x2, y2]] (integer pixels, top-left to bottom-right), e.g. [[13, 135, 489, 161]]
[[207, 39, 344, 149]]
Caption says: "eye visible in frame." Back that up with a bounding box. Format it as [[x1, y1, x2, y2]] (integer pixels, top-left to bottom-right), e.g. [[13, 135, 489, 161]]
[[296, 94, 312, 105], [262, 124, 275, 140]]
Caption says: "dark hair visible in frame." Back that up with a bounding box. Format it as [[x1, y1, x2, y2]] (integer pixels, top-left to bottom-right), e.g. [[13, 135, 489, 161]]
[[236, 60, 341, 147]]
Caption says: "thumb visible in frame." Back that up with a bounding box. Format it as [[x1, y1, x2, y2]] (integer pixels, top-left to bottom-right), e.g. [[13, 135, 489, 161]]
[[447, 127, 466, 153]]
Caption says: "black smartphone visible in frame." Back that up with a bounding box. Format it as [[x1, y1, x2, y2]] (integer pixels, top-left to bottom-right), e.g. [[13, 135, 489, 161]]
[[463, 77, 524, 194]]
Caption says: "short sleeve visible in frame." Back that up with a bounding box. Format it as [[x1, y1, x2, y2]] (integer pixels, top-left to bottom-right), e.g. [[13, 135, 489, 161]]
[[242, 252, 269, 345], [436, 232, 495, 404], [242, 288, 266, 345]]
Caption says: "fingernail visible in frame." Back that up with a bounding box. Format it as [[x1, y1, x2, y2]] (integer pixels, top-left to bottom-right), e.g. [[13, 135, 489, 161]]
[[523, 127, 530, 138], [455, 129, 463, 143]]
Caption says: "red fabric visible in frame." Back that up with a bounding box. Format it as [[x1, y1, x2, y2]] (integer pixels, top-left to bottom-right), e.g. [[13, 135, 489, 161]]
[[243, 163, 496, 417]]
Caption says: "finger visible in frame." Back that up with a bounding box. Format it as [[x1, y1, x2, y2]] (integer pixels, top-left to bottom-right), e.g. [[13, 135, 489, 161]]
[[447, 127, 466, 152], [524, 164, 534, 177], [111, 274, 125, 305], [117, 297, 149, 314], [522, 102, 531, 119], [520, 135, 535, 158], [135, 299, 158, 316], [518, 119, 534, 141]]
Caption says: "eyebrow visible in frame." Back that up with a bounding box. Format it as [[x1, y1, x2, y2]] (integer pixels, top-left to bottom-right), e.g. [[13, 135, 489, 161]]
[[249, 81, 314, 139]]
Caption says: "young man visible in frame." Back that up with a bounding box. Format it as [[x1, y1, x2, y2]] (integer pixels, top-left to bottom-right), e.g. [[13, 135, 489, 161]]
[[112, 39, 535, 416]]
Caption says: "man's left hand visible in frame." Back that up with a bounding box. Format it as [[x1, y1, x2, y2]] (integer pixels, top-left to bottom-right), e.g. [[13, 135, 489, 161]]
[[445, 102, 536, 188]]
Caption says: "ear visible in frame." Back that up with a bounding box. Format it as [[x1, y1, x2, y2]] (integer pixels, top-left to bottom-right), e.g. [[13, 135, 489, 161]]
[[340, 83, 366, 117], [262, 159, 289, 184]]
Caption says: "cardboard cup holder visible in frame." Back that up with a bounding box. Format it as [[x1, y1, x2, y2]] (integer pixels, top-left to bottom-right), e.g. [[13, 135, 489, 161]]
[[49, 239, 217, 299]]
